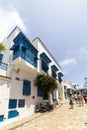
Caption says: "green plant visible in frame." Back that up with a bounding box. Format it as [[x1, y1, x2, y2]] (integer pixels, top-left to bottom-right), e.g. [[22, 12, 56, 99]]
[[34, 74, 57, 93], [0, 43, 5, 53]]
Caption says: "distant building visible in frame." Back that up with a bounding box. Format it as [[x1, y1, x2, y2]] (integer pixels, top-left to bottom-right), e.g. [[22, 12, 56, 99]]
[[62, 81, 74, 99], [0, 26, 63, 121]]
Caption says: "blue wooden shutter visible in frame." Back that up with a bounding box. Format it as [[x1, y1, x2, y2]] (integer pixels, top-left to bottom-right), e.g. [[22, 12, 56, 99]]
[[23, 80, 31, 96], [37, 88, 43, 97], [8, 99, 17, 109]]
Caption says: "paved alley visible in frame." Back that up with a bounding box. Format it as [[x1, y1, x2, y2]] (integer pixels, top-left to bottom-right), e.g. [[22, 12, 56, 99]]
[[12, 101, 87, 130], [1, 101, 87, 130]]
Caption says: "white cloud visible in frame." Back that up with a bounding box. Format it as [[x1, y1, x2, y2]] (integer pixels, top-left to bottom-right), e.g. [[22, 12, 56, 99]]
[[60, 57, 77, 74], [60, 57, 77, 67], [0, 7, 27, 41]]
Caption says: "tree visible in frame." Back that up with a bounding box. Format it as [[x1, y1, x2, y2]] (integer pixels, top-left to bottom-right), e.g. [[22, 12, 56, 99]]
[[34, 74, 58, 94], [34, 74, 58, 105], [0, 43, 5, 53]]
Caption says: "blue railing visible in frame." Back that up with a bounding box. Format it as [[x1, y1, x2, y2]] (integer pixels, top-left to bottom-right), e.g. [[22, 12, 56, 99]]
[[0, 62, 8, 70]]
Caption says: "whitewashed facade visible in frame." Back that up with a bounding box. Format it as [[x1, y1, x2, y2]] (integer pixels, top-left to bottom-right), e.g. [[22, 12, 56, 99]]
[[62, 81, 74, 100], [0, 26, 63, 121]]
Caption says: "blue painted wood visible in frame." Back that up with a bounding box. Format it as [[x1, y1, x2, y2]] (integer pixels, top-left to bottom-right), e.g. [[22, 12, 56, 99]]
[[42, 60, 49, 73], [0, 115, 4, 122], [40, 52, 51, 63], [23, 80, 31, 96], [8, 110, 19, 119], [10, 32, 38, 68], [38, 88, 43, 97], [0, 62, 8, 70], [51, 65, 59, 71], [8, 99, 17, 109]]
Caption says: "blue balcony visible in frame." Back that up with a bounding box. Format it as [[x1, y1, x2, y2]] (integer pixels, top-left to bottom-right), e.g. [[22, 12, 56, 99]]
[[0, 62, 8, 70], [13, 50, 38, 68], [10, 32, 38, 68]]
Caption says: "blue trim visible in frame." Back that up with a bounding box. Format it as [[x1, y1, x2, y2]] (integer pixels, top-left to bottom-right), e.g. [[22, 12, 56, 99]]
[[8, 99, 17, 109], [23, 80, 31, 96], [52, 69, 57, 78], [37, 88, 43, 97], [0, 115, 4, 122], [0, 54, 3, 59], [8, 110, 19, 119], [42, 60, 49, 73], [12, 32, 38, 68], [0, 62, 8, 70], [51, 65, 59, 71], [10, 45, 19, 51], [40, 52, 51, 63], [58, 76, 62, 83], [58, 72, 64, 77]]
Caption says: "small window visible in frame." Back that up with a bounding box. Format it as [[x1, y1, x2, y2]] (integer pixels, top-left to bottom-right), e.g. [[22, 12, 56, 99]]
[[18, 99, 25, 108], [8, 99, 17, 109]]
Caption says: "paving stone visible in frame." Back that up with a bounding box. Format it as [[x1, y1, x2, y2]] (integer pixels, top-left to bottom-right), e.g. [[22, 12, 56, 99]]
[[1, 100, 87, 130]]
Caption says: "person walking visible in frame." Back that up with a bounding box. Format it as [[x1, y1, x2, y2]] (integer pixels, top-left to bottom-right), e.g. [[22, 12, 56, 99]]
[[69, 94, 74, 109], [77, 93, 84, 107]]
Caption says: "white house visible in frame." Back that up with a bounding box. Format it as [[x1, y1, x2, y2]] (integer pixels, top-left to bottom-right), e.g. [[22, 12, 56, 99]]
[[62, 81, 74, 100], [0, 26, 63, 121]]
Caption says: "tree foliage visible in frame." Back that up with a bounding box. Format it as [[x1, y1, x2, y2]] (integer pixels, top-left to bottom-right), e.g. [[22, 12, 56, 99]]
[[34, 74, 58, 93], [0, 43, 5, 53]]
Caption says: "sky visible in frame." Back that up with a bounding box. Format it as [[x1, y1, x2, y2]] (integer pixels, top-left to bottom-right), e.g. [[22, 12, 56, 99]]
[[0, 0, 87, 86]]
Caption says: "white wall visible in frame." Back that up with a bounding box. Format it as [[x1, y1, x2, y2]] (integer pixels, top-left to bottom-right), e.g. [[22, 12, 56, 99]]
[[0, 79, 10, 118], [32, 38, 61, 76]]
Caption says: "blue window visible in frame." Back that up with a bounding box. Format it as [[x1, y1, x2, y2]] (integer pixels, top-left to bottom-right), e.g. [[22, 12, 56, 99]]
[[8, 99, 17, 109], [0, 54, 3, 62], [18, 99, 25, 108], [23, 80, 31, 96], [58, 76, 62, 83], [37, 88, 43, 97], [52, 69, 57, 78], [0, 115, 4, 122], [40, 52, 51, 63], [42, 60, 49, 73]]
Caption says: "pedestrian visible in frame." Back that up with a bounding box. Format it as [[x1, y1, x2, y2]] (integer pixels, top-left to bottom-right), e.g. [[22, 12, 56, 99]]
[[77, 93, 84, 107], [74, 93, 78, 104], [83, 93, 87, 104], [69, 94, 74, 109]]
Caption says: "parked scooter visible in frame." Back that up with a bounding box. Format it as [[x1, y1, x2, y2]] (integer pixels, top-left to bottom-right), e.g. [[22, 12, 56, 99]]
[[35, 102, 53, 113]]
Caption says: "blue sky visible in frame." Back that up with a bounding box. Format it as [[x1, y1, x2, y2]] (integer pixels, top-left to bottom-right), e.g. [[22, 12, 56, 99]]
[[0, 0, 87, 85]]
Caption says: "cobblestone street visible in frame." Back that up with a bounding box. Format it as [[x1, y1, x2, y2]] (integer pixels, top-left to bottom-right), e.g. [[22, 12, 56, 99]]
[[1, 101, 87, 130], [12, 101, 87, 130]]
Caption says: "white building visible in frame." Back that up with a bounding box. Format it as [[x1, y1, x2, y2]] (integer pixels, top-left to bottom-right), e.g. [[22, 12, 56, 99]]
[[62, 81, 74, 99], [0, 26, 63, 121]]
